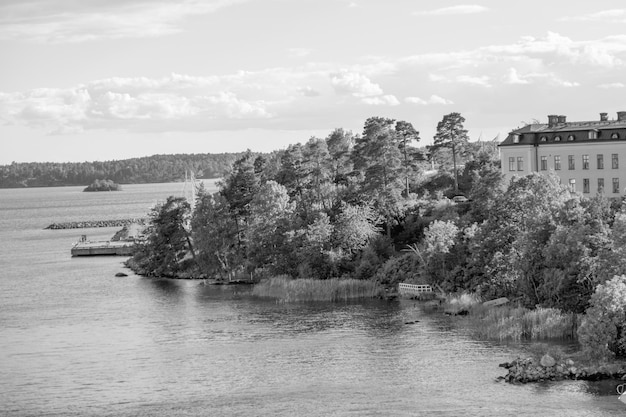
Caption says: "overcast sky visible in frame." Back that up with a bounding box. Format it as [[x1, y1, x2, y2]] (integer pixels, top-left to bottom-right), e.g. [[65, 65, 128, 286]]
[[1, 0, 626, 164]]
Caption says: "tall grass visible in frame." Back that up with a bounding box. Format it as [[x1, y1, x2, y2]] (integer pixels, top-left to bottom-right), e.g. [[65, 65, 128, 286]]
[[460, 305, 578, 341], [252, 276, 383, 303]]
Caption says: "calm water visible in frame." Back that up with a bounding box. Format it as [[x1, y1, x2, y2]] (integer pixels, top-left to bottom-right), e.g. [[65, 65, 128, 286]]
[[0, 183, 624, 416]]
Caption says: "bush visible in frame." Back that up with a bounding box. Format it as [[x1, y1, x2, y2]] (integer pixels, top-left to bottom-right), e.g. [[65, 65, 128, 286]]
[[373, 252, 421, 287], [577, 275, 626, 360]]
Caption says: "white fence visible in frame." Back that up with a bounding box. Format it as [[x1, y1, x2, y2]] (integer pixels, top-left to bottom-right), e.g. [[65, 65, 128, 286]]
[[398, 283, 433, 297]]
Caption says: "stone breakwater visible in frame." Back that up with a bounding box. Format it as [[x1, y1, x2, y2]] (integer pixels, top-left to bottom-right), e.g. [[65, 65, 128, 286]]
[[45, 218, 147, 230], [499, 355, 626, 383]]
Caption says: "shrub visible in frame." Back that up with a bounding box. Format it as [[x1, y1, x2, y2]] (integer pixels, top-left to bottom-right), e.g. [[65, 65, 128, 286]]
[[577, 275, 626, 360], [373, 252, 421, 287]]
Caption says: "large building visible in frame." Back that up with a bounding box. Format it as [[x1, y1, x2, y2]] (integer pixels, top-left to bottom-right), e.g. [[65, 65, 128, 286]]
[[499, 111, 626, 196]]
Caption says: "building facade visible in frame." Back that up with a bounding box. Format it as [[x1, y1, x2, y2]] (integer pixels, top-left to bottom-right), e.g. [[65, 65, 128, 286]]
[[499, 112, 626, 196]]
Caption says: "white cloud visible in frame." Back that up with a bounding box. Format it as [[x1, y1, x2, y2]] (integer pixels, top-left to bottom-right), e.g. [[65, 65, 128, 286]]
[[288, 48, 312, 58], [429, 73, 491, 87], [560, 9, 626, 23], [0, 0, 249, 42], [361, 95, 400, 106], [413, 5, 488, 16], [598, 82, 626, 89], [405, 95, 453, 105], [330, 71, 384, 97], [504, 68, 530, 85]]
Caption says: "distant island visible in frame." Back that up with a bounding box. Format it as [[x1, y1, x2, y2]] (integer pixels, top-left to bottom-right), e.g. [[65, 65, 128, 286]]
[[83, 179, 122, 192], [0, 152, 248, 188]]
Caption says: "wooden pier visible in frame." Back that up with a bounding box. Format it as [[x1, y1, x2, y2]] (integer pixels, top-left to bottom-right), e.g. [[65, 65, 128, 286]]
[[71, 237, 136, 257], [398, 283, 434, 298]]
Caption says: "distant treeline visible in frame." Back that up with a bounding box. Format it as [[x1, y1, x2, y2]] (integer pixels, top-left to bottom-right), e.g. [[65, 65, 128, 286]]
[[0, 153, 250, 188]]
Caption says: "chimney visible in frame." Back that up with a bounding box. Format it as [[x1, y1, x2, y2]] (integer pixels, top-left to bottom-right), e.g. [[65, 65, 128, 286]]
[[547, 115, 559, 128], [600, 112, 608, 121], [557, 115, 567, 124], [618, 111, 626, 122]]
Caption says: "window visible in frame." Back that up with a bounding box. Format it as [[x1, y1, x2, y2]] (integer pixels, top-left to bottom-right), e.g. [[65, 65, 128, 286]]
[[540, 156, 548, 171], [554, 155, 561, 170], [613, 178, 620, 194], [509, 157, 515, 171], [611, 133, 620, 139], [583, 178, 590, 193], [517, 156, 523, 171], [598, 178, 605, 193], [513, 134, 520, 143], [540, 136, 547, 142], [568, 135, 575, 141], [569, 179, 576, 192], [613, 153, 619, 169], [598, 154, 604, 169], [568, 155, 575, 170], [554, 136, 561, 142], [582, 155, 589, 170], [589, 130, 598, 139]]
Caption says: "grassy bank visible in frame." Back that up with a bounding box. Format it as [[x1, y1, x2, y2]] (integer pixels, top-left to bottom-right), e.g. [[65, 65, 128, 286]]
[[443, 293, 578, 341], [252, 276, 383, 303]]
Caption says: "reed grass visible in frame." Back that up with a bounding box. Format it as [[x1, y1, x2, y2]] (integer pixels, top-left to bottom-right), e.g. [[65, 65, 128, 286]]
[[459, 305, 577, 341], [252, 276, 383, 303]]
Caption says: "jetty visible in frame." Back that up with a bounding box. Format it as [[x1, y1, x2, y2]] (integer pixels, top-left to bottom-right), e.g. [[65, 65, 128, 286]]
[[47, 218, 146, 230], [398, 283, 435, 299], [71, 224, 144, 257], [71, 239, 135, 256]]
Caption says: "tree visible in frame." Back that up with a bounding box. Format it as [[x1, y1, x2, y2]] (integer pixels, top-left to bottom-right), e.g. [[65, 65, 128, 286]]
[[352, 117, 404, 236], [191, 190, 241, 280], [133, 196, 193, 277], [395, 120, 421, 196], [431, 112, 470, 192], [578, 275, 626, 360], [246, 181, 295, 274]]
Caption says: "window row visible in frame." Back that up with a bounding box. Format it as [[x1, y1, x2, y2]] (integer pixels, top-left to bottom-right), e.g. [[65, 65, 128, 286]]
[[569, 178, 620, 194], [538, 132, 621, 142], [509, 154, 620, 171]]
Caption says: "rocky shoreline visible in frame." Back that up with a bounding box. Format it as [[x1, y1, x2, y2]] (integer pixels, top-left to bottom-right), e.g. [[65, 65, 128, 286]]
[[500, 355, 626, 383], [45, 218, 147, 230]]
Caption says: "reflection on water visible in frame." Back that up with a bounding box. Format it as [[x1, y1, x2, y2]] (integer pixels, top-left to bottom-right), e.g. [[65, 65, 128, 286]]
[[0, 184, 625, 416]]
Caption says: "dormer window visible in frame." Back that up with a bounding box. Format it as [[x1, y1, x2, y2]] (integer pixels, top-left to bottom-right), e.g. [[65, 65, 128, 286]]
[[567, 135, 575, 141], [611, 133, 620, 139], [554, 136, 561, 142], [513, 134, 520, 143], [540, 136, 547, 142], [589, 130, 598, 139]]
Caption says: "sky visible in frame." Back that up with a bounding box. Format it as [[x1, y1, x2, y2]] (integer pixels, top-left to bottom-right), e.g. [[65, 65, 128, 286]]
[[1, 0, 626, 164]]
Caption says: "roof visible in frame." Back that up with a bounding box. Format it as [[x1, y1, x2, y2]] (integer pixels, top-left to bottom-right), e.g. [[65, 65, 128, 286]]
[[500, 119, 626, 146]]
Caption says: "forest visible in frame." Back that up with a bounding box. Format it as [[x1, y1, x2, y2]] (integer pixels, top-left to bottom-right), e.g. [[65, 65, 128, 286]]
[[129, 112, 626, 360], [0, 152, 246, 188]]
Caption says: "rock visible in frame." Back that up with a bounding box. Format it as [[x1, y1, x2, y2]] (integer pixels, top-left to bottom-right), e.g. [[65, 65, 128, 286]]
[[540, 354, 556, 367], [115, 272, 128, 277], [565, 359, 574, 366]]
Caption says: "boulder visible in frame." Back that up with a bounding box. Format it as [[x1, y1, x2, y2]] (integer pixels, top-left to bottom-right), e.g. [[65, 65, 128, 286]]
[[115, 272, 128, 277], [540, 354, 556, 367]]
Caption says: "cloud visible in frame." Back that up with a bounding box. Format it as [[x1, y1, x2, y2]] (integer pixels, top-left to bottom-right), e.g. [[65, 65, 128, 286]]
[[413, 5, 488, 16], [429, 73, 491, 87], [504, 68, 530, 85], [288, 48, 312, 58], [330, 71, 384, 97], [297, 86, 321, 97], [598, 82, 626, 89], [560, 9, 626, 23], [0, 0, 249, 42], [405, 95, 453, 105], [361, 95, 400, 106]]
